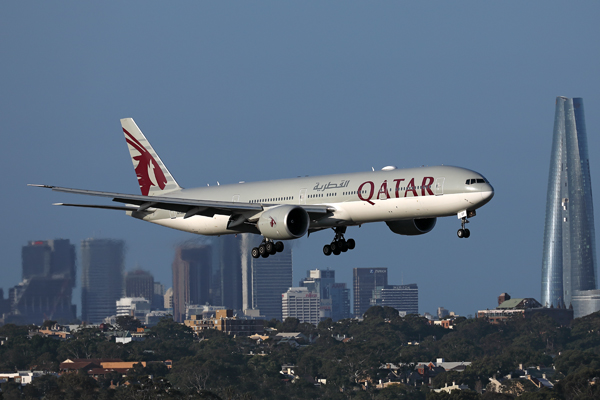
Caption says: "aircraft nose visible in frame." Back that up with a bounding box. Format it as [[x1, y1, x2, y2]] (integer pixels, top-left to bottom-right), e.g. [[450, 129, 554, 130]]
[[480, 185, 494, 202]]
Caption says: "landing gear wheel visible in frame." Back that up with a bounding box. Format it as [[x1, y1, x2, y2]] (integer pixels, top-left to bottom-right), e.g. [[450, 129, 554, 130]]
[[330, 241, 339, 253], [340, 240, 349, 252], [258, 244, 269, 258], [251, 247, 260, 259], [323, 227, 355, 256], [275, 241, 284, 253], [266, 241, 276, 255], [457, 216, 471, 239]]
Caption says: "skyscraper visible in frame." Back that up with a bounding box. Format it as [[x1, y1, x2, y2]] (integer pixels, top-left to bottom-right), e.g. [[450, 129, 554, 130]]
[[353, 268, 388, 317], [81, 238, 125, 324], [219, 235, 243, 310], [300, 269, 350, 321], [7, 239, 77, 325], [252, 246, 293, 321], [125, 269, 154, 302], [172, 244, 212, 322], [22, 239, 76, 283], [541, 97, 597, 312], [370, 284, 419, 315], [240, 234, 259, 312], [282, 287, 320, 325]]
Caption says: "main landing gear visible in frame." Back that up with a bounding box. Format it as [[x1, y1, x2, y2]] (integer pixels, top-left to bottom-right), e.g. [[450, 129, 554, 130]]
[[251, 239, 284, 259], [323, 227, 355, 256], [457, 217, 471, 238]]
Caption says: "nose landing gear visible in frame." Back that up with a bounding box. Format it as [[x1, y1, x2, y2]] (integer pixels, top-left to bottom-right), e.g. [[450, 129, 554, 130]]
[[323, 227, 355, 256], [457, 216, 471, 238], [251, 239, 285, 258]]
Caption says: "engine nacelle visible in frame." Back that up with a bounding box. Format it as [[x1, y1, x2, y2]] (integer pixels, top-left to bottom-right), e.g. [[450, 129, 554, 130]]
[[386, 218, 437, 236], [257, 205, 310, 240]]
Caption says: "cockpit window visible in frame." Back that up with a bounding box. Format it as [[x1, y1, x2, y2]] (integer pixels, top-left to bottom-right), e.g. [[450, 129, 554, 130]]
[[466, 178, 488, 185]]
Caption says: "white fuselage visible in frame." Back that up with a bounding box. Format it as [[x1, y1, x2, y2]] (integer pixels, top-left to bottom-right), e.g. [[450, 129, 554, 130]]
[[133, 165, 494, 236]]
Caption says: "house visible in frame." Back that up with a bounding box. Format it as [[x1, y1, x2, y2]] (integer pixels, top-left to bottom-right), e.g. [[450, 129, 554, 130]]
[[433, 382, 470, 393], [478, 295, 573, 326], [59, 359, 170, 379], [184, 309, 264, 337], [274, 332, 308, 346], [0, 371, 57, 386]]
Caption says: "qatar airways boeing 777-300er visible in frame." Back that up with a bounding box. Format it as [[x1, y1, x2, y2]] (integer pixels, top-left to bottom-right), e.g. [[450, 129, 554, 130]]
[[31, 118, 494, 258]]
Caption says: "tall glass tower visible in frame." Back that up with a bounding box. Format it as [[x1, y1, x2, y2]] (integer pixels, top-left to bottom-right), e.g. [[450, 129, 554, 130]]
[[541, 97, 597, 308], [81, 238, 125, 324]]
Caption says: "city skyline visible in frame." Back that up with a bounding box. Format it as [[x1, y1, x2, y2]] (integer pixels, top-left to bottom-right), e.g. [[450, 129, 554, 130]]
[[2, 235, 429, 324]]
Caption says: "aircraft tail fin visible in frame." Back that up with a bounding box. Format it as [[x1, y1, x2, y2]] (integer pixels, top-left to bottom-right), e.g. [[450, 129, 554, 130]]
[[121, 118, 182, 196]]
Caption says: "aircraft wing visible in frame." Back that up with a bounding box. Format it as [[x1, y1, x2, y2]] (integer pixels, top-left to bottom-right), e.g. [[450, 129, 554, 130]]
[[29, 185, 333, 218]]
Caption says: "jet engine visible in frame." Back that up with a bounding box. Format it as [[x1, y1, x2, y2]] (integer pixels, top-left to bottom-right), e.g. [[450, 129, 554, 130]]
[[386, 218, 437, 236], [257, 205, 310, 240]]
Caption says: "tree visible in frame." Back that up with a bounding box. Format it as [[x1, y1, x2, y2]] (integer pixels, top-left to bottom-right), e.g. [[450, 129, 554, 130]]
[[554, 367, 600, 400], [554, 349, 600, 375], [149, 317, 193, 341], [363, 306, 401, 320], [116, 315, 142, 332], [42, 320, 58, 329], [0, 324, 28, 338]]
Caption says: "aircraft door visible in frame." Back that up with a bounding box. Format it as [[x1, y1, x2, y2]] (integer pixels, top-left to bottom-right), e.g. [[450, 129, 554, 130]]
[[232, 195, 240, 202], [435, 178, 445, 196], [299, 188, 307, 204]]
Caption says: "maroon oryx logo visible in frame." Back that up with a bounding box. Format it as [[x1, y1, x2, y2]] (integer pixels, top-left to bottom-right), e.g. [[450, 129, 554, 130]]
[[269, 217, 276, 227], [124, 128, 167, 196]]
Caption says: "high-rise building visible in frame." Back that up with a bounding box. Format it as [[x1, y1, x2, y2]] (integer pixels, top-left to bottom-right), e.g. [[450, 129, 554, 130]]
[[172, 245, 212, 322], [541, 97, 598, 315], [7, 239, 77, 325], [437, 306, 449, 319], [164, 287, 173, 310], [252, 246, 293, 321], [0, 289, 10, 318], [153, 282, 165, 310], [116, 297, 151, 320], [22, 241, 51, 279], [8, 277, 77, 325], [353, 268, 388, 317], [81, 238, 125, 324], [370, 284, 418, 315], [125, 269, 154, 302], [22, 239, 76, 283], [241, 234, 259, 312], [282, 287, 320, 325], [219, 235, 243, 310], [300, 269, 350, 321]]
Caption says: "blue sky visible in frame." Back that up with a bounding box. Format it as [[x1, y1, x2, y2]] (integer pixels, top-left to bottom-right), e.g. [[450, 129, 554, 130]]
[[2, 2, 599, 318]]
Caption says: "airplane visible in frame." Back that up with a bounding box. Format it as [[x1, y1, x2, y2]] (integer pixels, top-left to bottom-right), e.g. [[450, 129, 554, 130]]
[[31, 118, 494, 258]]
